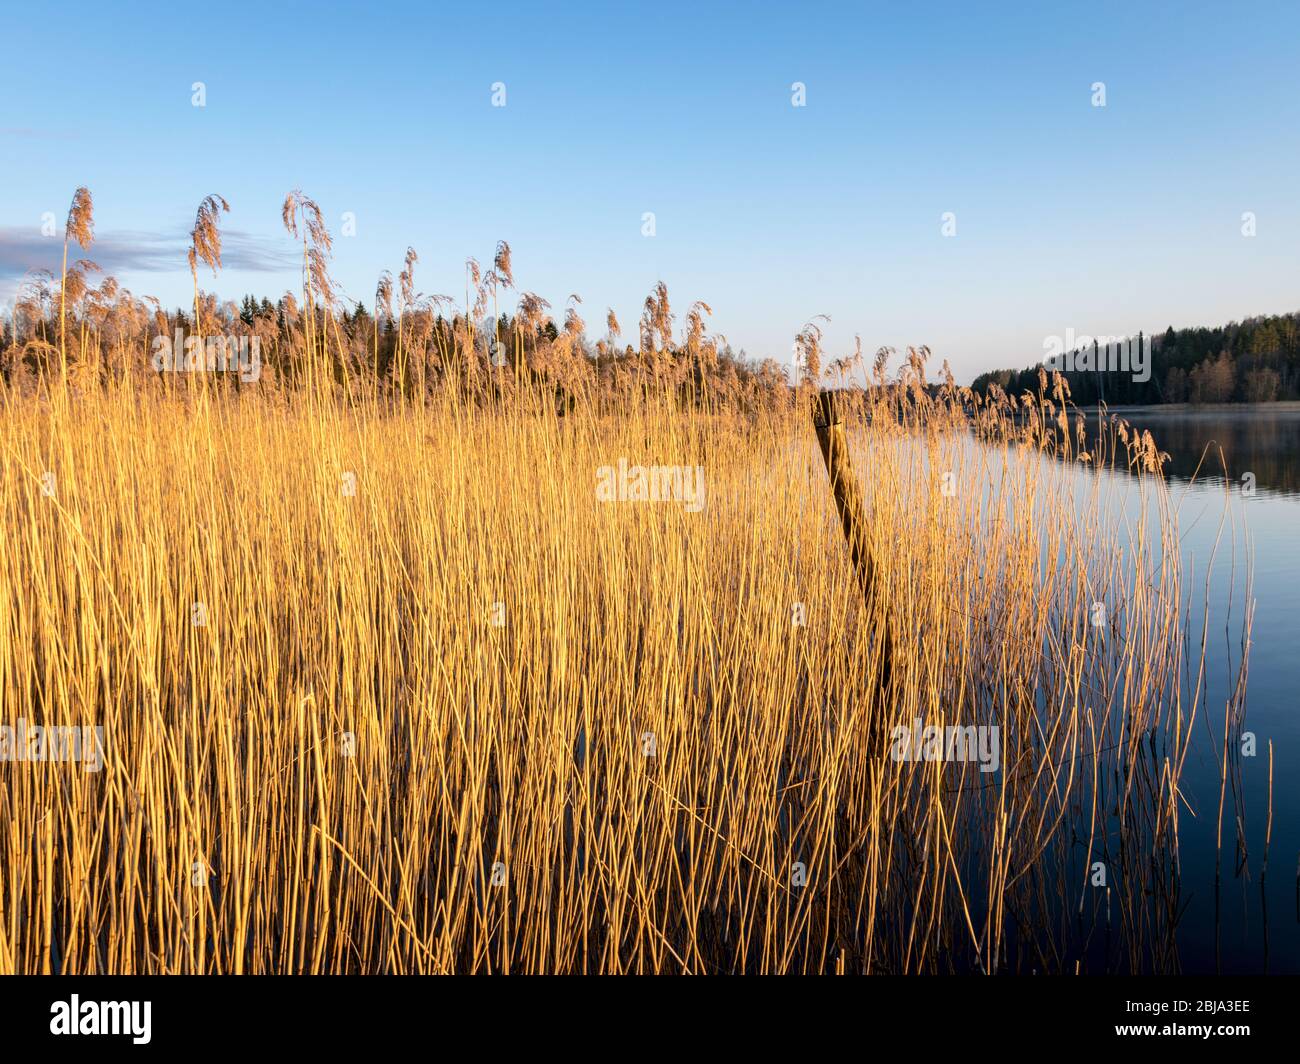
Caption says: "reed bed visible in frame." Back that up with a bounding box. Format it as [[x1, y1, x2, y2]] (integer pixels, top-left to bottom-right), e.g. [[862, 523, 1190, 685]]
[[0, 368, 1227, 974], [0, 186, 1242, 973]]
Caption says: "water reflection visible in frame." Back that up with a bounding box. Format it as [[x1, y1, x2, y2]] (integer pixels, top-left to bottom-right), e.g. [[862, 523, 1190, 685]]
[[1070, 404, 1299, 972], [1093, 405, 1300, 498]]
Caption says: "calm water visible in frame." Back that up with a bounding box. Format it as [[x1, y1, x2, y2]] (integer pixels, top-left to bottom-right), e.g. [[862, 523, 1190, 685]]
[[1094, 405, 1300, 973], [783, 407, 1292, 971]]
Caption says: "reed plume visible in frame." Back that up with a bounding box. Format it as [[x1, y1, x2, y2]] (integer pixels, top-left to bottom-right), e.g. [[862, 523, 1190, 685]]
[[188, 194, 230, 343], [59, 186, 94, 373]]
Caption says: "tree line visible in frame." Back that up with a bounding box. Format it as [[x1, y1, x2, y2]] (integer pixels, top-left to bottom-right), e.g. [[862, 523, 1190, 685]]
[[972, 312, 1300, 405]]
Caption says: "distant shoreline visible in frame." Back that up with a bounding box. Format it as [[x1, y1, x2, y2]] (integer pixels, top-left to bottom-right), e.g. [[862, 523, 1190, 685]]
[[1083, 401, 1300, 416]]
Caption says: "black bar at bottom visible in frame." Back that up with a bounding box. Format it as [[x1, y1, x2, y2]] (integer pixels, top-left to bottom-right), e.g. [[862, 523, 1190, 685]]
[[0, 974, 1291, 1052]]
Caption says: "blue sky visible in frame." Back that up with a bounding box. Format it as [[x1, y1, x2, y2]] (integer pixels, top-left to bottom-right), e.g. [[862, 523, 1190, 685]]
[[3, 0, 1298, 382]]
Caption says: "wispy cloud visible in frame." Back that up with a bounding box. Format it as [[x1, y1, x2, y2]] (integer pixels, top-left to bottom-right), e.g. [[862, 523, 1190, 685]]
[[0, 226, 298, 283]]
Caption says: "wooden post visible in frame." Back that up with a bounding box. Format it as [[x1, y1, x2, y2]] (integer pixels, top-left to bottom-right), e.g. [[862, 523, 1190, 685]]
[[812, 390, 892, 689]]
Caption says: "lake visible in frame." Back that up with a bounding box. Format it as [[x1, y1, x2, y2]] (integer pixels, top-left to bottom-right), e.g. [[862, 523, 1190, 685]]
[[1088, 404, 1299, 973]]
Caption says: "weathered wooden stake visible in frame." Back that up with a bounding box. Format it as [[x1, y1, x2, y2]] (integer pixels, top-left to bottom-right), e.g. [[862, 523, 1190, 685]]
[[812, 390, 892, 688]]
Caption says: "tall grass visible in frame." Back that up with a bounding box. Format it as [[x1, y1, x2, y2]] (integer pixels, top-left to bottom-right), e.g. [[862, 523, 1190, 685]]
[[0, 366, 1230, 973], [0, 187, 1245, 973]]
